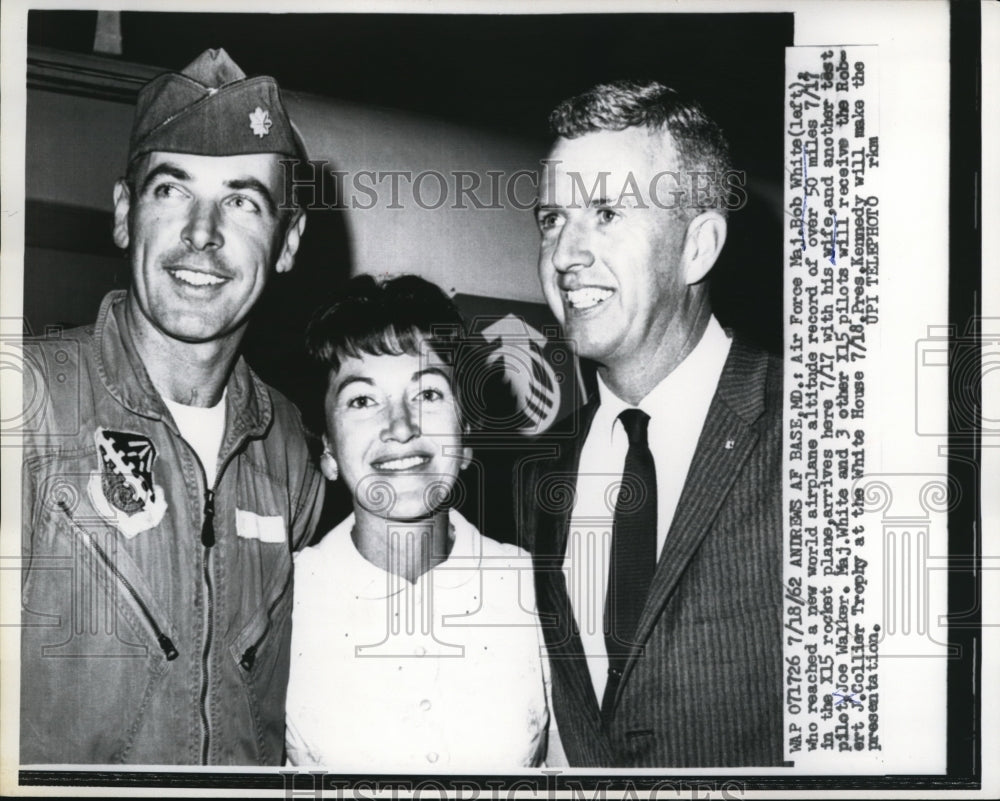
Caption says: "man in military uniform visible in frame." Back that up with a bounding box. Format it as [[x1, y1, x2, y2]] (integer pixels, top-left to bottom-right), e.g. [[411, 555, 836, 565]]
[[20, 48, 324, 765]]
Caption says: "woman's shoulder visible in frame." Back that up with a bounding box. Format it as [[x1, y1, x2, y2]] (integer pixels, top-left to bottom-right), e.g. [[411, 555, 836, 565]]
[[294, 514, 354, 575], [478, 534, 530, 562], [450, 509, 530, 563], [448, 510, 541, 619]]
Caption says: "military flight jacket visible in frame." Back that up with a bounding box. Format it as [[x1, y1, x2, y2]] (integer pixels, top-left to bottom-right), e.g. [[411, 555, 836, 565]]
[[20, 290, 324, 765]]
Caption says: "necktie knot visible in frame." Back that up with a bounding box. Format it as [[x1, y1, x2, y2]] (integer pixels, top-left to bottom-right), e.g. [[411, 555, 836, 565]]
[[618, 409, 650, 446]]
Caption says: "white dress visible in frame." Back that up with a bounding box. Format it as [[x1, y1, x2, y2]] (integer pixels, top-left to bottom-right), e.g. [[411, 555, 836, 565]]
[[285, 508, 550, 769]]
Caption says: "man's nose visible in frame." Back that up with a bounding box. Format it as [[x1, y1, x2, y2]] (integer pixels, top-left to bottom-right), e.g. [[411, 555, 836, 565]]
[[182, 201, 224, 251], [381, 399, 420, 443], [550, 219, 594, 273]]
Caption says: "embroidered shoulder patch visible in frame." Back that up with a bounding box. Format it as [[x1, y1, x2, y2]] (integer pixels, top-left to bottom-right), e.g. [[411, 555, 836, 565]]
[[88, 428, 167, 538]]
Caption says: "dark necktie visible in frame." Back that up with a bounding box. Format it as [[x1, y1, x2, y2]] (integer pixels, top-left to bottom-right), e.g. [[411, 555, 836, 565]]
[[602, 408, 657, 721]]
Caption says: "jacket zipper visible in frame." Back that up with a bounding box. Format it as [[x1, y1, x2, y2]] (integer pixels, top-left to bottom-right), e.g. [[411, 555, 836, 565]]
[[58, 501, 178, 661], [201, 488, 215, 547], [195, 443, 237, 765], [179, 417, 247, 763], [199, 483, 216, 765], [239, 568, 294, 671]]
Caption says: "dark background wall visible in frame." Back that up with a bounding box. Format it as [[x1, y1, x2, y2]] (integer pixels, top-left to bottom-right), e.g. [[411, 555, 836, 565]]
[[24, 10, 792, 534], [25, 9, 791, 337]]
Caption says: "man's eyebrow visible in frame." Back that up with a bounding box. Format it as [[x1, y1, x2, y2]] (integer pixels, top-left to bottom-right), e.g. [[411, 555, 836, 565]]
[[226, 177, 278, 215], [335, 375, 374, 398], [140, 163, 191, 194]]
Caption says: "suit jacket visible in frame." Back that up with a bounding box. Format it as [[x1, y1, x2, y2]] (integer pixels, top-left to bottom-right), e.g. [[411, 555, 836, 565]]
[[520, 337, 784, 767]]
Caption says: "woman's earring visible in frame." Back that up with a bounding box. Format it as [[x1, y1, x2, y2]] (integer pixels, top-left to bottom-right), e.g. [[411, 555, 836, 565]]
[[320, 449, 339, 481]]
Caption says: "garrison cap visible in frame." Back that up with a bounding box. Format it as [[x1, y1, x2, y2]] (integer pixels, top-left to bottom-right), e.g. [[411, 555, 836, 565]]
[[127, 48, 305, 164]]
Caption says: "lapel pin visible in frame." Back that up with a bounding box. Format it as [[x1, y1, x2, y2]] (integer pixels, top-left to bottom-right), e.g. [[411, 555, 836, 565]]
[[724, 438, 735, 450]]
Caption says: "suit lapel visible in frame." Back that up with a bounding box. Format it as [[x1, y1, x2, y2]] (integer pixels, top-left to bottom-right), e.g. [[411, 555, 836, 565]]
[[532, 398, 598, 559], [620, 339, 772, 687]]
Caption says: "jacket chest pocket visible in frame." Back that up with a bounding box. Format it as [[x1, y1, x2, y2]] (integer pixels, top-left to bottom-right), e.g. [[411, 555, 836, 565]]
[[227, 565, 294, 762], [221, 460, 297, 746], [229, 564, 293, 672], [229, 455, 293, 546], [25, 499, 180, 665], [225, 461, 296, 648], [21, 506, 181, 763]]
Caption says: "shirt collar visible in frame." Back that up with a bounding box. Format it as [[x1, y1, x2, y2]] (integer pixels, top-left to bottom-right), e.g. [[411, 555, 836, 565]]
[[321, 508, 483, 600], [592, 315, 732, 439]]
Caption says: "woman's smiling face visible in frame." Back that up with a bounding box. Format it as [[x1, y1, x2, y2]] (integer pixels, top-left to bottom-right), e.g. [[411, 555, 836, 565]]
[[324, 338, 470, 522]]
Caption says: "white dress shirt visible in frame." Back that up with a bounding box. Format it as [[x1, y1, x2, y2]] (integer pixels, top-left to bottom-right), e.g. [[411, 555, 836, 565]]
[[563, 316, 732, 701], [286, 508, 550, 769]]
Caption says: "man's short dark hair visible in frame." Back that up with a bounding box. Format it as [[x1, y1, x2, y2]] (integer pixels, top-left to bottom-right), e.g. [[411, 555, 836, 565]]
[[305, 274, 472, 426], [549, 79, 734, 216]]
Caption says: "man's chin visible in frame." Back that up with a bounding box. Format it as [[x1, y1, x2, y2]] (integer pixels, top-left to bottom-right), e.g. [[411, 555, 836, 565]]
[[156, 311, 249, 345], [564, 324, 617, 364], [128, 294, 247, 346], [161, 323, 232, 344]]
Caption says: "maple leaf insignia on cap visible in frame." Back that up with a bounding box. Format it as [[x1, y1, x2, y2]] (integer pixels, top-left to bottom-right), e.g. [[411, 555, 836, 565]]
[[249, 106, 272, 138]]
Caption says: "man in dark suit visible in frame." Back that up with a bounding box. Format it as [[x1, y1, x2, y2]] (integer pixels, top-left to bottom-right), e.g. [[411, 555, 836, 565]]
[[522, 80, 783, 767]]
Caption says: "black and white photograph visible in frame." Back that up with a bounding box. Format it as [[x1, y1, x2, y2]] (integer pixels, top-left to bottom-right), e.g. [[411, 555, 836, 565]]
[[0, 0, 995, 797]]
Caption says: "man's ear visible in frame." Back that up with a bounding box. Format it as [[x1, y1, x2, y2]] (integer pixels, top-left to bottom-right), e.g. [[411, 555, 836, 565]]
[[275, 210, 307, 274], [112, 180, 132, 250], [681, 210, 727, 286]]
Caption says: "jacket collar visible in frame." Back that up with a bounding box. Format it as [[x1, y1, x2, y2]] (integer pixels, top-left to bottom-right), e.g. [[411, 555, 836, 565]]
[[713, 334, 771, 425], [534, 395, 600, 559], [92, 290, 272, 442]]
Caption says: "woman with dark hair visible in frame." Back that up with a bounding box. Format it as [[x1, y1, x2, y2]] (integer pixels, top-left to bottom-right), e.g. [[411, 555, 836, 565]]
[[284, 274, 553, 769]]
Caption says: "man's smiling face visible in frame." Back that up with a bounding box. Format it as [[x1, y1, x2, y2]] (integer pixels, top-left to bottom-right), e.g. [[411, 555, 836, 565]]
[[115, 150, 294, 345], [536, 127, 693, 371]]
